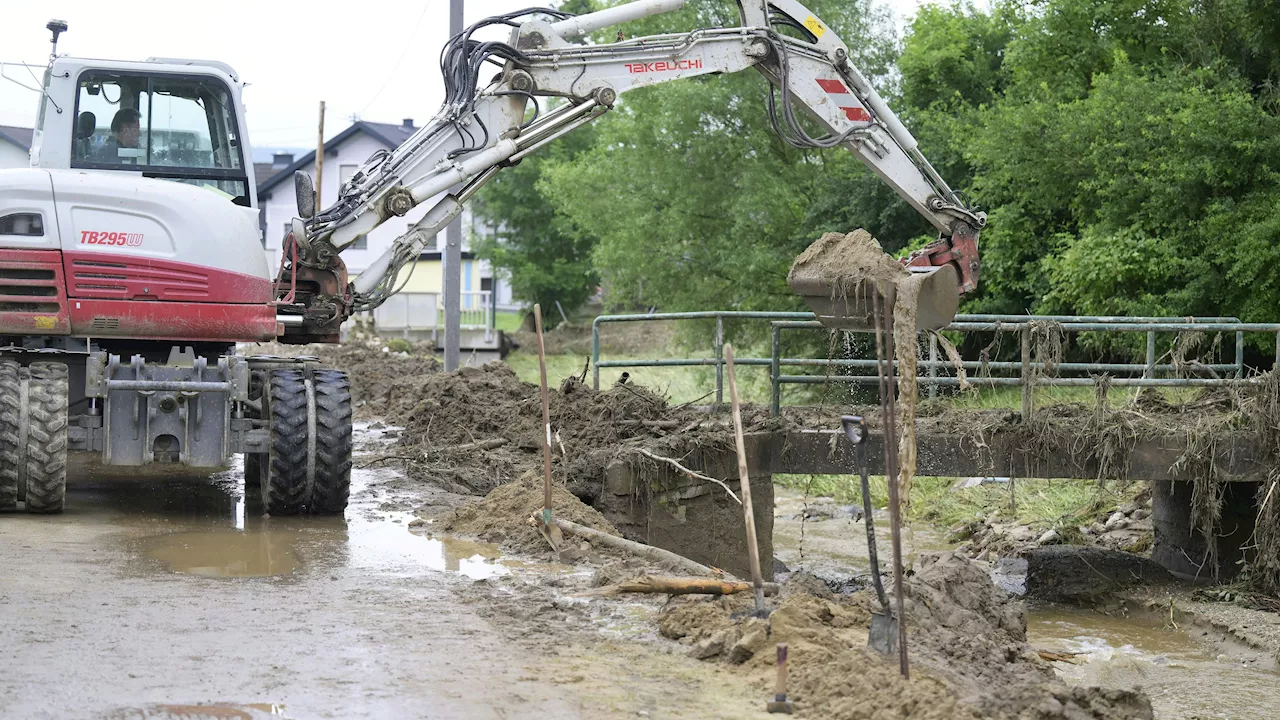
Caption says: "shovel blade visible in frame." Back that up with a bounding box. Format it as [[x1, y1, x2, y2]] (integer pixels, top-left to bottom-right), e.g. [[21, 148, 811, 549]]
[[868, 610, 898, 655]]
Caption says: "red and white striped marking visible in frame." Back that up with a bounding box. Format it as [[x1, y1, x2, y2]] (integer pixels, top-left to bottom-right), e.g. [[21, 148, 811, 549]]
[[816, 79, 871, 123]]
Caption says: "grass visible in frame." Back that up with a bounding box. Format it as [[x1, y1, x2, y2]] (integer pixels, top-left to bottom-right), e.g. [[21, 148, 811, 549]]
[[505, 350, 777, 405], [943, 384, 1203, 411], [775, 473, 1134, 533], [494, 310, 523, 332]]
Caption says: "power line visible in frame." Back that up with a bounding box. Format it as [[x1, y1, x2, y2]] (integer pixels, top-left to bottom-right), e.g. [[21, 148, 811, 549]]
[[358, 2, 434, 116]]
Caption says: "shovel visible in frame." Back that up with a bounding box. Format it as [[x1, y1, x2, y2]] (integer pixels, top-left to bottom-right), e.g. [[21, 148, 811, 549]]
[[532, 304, 563, 554], [841, 414, 897, 656]]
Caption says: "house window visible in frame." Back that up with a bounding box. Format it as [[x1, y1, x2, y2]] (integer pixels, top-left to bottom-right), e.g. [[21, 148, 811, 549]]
[[480, 277, 493, 292], [352, 235, 368, 250]]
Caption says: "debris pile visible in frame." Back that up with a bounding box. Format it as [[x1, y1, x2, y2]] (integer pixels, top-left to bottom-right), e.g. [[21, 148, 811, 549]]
[[658, 552, 1153, 719], [377, 362, 779, 496], [956, 492, 1154, 562], [431, 470, 618, 555]]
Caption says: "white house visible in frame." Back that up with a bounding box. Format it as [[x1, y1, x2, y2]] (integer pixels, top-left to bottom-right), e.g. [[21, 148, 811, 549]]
[[255, 119, 516, 310], [0, 126, 33, 168]]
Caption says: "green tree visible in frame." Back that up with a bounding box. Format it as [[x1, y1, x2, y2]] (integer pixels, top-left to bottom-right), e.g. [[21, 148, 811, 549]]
[[472, 122, 599, 326], [539, 0, 901, 314], [471, 0, 601, 326]]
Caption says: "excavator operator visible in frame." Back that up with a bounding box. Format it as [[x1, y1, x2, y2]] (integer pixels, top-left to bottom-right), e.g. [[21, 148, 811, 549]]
[[98, 108, 141, 163]]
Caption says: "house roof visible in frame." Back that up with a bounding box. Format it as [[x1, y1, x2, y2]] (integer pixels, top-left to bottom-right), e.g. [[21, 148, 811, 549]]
[[0, 125, 33, 151], [257, 120, 418, 197], [254, 162, 281, 187]]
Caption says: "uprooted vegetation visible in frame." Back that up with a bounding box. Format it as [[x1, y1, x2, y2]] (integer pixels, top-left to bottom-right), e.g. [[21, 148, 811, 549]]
[[659, 552, 1153, 719], [361, 358, 786, 500]]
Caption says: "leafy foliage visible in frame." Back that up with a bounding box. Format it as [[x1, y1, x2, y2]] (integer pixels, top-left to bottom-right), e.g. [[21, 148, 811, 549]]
[[478, 0, 1280, 353]]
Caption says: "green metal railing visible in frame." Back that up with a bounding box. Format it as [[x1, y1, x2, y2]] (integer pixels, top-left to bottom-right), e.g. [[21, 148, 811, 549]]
[[590, 311, 1275, 415]]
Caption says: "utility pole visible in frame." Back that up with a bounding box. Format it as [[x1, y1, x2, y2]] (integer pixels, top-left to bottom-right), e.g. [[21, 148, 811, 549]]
[[443, 0, 464, 371], [315, 101, 326, 209]]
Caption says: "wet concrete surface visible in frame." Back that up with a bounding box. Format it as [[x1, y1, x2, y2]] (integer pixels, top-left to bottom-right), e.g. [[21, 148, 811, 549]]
[[0, 427, 573, 719]]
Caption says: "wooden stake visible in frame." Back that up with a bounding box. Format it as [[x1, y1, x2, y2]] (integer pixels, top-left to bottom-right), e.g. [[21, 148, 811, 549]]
[[725, 344, 767, 616], [577, 576, 774, 597], [544, 516, 722, 577], [534, 304, 553, 517], [315, 101, 326, 209]]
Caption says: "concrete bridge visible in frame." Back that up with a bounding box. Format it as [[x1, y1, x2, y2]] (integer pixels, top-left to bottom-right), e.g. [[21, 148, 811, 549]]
[[597, 424, 1262, 581]]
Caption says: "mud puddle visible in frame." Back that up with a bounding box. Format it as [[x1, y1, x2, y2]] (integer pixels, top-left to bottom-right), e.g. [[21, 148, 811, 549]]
[[107, 703, 290, 719], [103, 424, 515, 581], [1029, 606, 1280, 720]]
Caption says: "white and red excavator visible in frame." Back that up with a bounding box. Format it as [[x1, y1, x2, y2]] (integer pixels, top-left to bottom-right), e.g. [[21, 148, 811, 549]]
[[0, 0, 984, 515]]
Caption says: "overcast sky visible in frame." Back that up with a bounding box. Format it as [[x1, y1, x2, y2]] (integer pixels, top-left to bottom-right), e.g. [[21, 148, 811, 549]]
[[0, 0, 928, 155]]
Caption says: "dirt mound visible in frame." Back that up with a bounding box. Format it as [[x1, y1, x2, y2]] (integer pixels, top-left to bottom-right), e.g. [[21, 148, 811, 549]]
[[398, 364, 675, 450], [383, 361, 773, 496], [316, 342, 441, 417], [432, 470, 619, 554], [657, 552, 1152, 719], [1022, 545, 1173, 603], [790, 649, 984, 720], [247, 340, 441, 418]]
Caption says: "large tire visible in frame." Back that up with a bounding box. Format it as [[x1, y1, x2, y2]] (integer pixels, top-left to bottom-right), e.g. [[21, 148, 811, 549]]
[[23, 362, 68, 514], [310, 369, 352, 514], [0, 360, 20, 510], [263, 368, 309, 516]]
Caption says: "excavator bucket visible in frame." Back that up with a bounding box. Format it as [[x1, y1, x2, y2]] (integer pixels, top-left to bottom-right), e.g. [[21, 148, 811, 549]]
[[787, 231, 959, 332]]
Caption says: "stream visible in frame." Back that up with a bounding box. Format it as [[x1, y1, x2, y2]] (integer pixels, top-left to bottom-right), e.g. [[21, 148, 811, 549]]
[[772, 487, 1280, 720]]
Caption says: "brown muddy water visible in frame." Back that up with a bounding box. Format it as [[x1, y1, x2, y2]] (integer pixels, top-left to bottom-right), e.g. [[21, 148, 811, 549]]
[[773, 486, 1280, 720]]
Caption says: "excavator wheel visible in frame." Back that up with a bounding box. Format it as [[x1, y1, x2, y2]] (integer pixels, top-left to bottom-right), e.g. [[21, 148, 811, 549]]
[[309, 369, 352, 514], [260, 367, 352, 516], [22, 362, 69, 514], [0, 360, 20, 510], [263, 368, 310, 515]]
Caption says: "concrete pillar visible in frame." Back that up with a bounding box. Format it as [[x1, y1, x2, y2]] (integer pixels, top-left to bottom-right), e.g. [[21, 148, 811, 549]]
[[1151, 479, 1259, 580]]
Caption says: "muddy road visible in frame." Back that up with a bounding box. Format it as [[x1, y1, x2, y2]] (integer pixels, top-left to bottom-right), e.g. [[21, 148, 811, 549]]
[[0, 427, 768, 720]]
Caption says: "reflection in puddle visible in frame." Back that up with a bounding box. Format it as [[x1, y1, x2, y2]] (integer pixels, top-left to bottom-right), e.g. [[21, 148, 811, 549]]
[[107, 702, 289, 719], [139, 515, 510, 580], [141, 528, 301, 578], [1029, 607, 1280, 720], [130, 435, 512, 580]]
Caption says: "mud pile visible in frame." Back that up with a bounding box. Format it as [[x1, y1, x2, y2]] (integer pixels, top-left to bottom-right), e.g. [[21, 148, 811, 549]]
[[383, 362, 776, 496], [788, 230, 929, 504], [247, 340, 441, 418], [658, 552, 1153, 719], [312, 342, 441, 418], [432, 470, 619, 554]]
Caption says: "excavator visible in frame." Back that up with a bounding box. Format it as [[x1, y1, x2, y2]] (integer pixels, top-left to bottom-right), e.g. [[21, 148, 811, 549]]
[[0, 0, 984, 516]]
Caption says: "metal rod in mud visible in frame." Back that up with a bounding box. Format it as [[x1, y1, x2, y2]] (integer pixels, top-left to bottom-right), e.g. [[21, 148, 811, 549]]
[[725, 343, 767, 617], [534, 304, 554, 519], [874, 289, 910, 678]]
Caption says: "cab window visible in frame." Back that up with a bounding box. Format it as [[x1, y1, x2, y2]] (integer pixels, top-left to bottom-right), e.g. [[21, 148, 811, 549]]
[[72, 71, 248, 202]]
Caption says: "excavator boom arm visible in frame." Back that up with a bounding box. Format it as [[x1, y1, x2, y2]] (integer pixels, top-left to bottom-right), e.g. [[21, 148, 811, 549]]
[[277, 0, 984, 340]]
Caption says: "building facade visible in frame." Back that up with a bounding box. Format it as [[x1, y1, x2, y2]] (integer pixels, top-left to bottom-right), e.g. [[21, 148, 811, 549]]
[[255, 119, 515, 311], [0, 126, 34, 168]]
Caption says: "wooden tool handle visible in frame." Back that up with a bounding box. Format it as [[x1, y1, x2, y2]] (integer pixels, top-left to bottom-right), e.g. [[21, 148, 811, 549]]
[[775, 643, 788, 694], [533, 304, 552, 513]]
